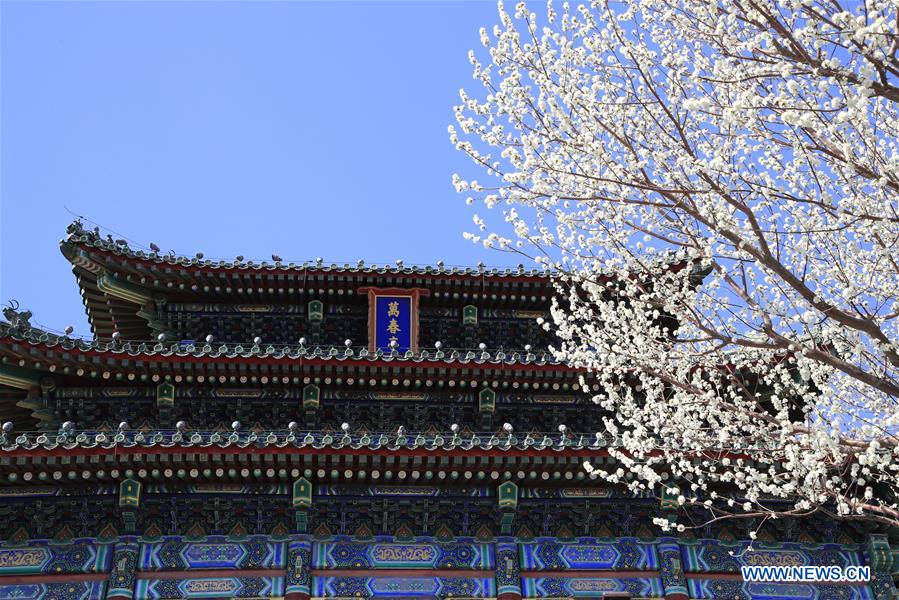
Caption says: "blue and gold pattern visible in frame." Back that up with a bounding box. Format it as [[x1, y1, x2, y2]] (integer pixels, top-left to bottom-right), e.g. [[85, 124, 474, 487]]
[[139, 536, 285, 570], [0, 547, 51, 574], [106, 538, 139, 599], [312, 576, 496, 598], [521, 575, 664, 598], [314, 537, 493, 570], [135, 576, 284, 599], [870, 569, 896, 600], [0, 581, 107, 600], [687, 578, 875, 599], [495, 539, 522, 597], [658, 538, 688, 598], [520, 537, 658, 570], [0, 542, 110, 575], [286, 536, 312, 597], [681, 540, 865, 573]]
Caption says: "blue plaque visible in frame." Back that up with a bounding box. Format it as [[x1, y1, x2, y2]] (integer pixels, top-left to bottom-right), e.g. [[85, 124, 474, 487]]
[[374, 296, 412, 352], [362, 288, 426, 353]]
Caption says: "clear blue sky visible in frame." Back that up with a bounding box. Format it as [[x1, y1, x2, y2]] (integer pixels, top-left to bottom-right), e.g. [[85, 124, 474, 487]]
[[1, 1, 514, 336]]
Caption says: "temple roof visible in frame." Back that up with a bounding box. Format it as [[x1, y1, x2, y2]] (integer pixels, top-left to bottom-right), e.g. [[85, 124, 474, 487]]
[[60, 219, 568, 339]]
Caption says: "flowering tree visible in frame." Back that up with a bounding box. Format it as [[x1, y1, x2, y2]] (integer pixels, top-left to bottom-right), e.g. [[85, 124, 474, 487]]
[[450, 0, 899, 533]]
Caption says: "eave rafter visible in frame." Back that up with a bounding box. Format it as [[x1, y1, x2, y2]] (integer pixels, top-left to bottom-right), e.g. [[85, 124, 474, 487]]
[[0, 428, 627, 490]]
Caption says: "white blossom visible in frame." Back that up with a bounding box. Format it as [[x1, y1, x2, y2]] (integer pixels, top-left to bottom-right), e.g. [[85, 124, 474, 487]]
[[452, 0, 899, 530]]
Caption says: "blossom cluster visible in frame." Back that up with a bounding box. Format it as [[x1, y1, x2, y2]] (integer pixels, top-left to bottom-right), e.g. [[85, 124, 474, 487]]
[[451, 0, 899, 530]]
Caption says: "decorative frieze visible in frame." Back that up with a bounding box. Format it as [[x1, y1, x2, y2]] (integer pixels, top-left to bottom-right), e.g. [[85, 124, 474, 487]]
[[135, 575, 284, 599], [680, 539, 866, 573], [312, 575, 495, 599], [0, 581, 107, 600], [0, 541, 111, 575], [521, 575, 664, 598], [0, 534, 888, 599], [138, 536, 286, 570], [312, 538, 494, 569], [520, 537, 659, 570]]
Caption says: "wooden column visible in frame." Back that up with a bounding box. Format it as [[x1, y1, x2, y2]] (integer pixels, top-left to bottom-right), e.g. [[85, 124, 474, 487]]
[[105, 536, 139, 599], [658, 537, 688, 600], [285, 535, 313, 600], [495, 537, 522, 600]]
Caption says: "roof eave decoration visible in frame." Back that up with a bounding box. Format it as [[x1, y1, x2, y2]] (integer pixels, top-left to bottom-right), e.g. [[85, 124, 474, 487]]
[[96, 272, 169, 337], [96, 272, 155, 306], [63, 252, 159, 340], [0, 428, 613, 455], [0, 363, 43, 391], [0, 322, 575, 379]]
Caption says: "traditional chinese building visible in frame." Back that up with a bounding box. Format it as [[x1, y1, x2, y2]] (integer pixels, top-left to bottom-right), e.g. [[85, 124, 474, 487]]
[[0, 220, 895, 599]]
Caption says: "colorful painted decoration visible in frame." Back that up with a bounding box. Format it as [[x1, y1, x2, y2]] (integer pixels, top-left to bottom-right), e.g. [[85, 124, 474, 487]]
[[314, 538, 494, 570], [521, 575, 665, 598], [687, 579, 875, 600], [680, 540, 865, 573], [135, 576, 284, 599], [139, 538, 285, 571], [0, 543, 110, 575], [312, 576, 495, 598], [0, 581, 107, 600], [107, 539, 139, 600], [520, 537, 659, 570]]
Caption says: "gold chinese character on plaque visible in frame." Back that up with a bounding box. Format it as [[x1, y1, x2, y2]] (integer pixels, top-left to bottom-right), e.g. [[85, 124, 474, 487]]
[[386, 318, 402, 334]]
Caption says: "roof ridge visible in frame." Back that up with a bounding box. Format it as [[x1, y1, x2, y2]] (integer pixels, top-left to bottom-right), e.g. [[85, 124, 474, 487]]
[[64, 219, 552, 277]]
